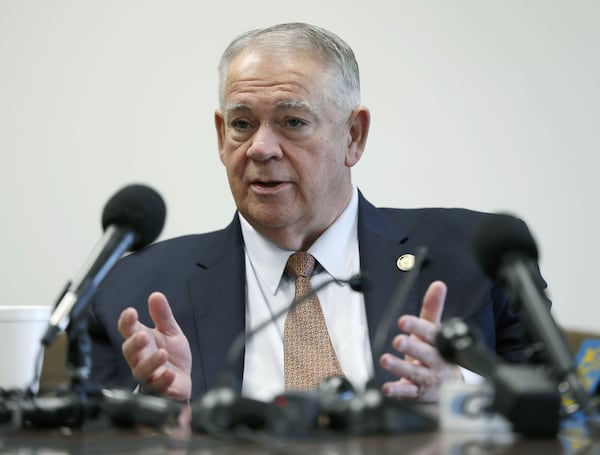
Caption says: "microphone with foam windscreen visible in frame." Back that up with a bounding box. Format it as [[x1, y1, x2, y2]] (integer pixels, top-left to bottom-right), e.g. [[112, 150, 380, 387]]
[[473, 213, 597, 423], [41, 184, 166, 346]]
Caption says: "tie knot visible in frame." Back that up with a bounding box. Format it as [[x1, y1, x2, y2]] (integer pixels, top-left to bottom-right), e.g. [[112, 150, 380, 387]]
[[286, 251, 316, 279]]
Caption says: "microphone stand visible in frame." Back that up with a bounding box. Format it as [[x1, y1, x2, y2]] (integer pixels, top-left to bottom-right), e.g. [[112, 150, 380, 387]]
[[66, 319, 93, 391], [64, 317, 105, 424], [61, 317, 183, 430]]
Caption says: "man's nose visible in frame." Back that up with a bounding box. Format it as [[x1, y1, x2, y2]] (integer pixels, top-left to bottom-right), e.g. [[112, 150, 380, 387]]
[[246, 124, 284, 161]]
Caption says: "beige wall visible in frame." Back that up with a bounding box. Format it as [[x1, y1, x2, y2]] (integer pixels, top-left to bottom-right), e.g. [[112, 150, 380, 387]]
[[1, 1, 599, 331]]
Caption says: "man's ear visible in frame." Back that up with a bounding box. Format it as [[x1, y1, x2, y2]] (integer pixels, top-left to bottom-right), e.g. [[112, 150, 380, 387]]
[[345, 106, 370, 167], [215, 110, 226, 164]]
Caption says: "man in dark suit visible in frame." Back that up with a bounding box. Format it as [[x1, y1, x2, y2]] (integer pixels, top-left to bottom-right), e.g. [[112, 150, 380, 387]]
[[88, 22, 525, 402]]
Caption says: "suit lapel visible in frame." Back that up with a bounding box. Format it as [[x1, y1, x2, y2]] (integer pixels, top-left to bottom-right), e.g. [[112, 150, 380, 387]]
[[357, 193, 423, 385], [186, 216, 246, 394]]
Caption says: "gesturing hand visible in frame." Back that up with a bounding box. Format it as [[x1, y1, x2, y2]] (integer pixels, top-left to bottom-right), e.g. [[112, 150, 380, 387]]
[[379, 281, 461, 402], [118, 292, 192, 401]]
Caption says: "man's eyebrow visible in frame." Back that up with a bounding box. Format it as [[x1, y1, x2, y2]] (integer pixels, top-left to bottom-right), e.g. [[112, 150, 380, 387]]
[[223, 103, 251, 115], [273, 100, 312, 112], [224, 101, 314, 116]]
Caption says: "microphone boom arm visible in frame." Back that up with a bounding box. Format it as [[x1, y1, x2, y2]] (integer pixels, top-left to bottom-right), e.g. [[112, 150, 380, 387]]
[[371, 246, 428, 366]]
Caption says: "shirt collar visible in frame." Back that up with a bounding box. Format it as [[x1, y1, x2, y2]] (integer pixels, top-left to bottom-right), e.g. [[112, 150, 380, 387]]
[[239, 186, 359, 294]]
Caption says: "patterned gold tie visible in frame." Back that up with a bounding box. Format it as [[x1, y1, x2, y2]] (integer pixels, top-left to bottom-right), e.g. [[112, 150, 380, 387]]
[[283, 251, 345, 390]]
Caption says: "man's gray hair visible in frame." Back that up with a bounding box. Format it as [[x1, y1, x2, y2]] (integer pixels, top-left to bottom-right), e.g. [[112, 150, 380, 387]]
[[218, 22, 361, 112]]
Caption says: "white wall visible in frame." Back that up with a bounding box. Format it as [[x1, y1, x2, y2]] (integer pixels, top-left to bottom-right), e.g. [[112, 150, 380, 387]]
[[1, 1, 598, 331]]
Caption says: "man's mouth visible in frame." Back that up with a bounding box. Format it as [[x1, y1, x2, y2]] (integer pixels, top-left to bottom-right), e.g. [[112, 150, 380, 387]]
[[250, 180, 289, 193]]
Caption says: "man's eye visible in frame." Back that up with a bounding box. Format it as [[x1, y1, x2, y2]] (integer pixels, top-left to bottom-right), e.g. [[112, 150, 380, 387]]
[[231, 119, 252, 130], [285, 118, 307, 128]]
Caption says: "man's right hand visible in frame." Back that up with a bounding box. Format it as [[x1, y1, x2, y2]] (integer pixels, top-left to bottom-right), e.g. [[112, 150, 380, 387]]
[[118, 291, 192, 401]]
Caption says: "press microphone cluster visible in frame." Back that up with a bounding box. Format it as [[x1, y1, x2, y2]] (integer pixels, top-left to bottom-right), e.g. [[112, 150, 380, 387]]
[[41, 184, 166, 346], [0, 387, 182, 430]]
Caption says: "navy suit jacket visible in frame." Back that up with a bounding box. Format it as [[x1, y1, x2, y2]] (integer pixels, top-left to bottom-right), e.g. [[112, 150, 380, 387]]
[[88, 192, 525, 400]]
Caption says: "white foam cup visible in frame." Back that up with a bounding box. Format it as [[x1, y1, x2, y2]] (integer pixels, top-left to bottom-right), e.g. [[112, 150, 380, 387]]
[[0, 305, 52, 391]]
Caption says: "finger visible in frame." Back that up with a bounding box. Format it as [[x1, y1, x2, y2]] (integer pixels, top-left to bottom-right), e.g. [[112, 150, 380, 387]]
[[398, 315, 440, 345], [130, 347, 169, 383], [392, 334, 441, 368], [145, 368, 177, 394], [147, 292, 183, 336], [419, 281, 447, 324], [382, 379, 421, 399], [121, 330, 153, 367], [419, 280, 447, 324], [379, 353, 433, 388], [118, 307, 145, 339]]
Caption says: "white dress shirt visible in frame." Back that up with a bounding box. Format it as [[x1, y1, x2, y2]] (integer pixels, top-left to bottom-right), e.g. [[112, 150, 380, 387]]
[[238, 186, 481, 401], [240, 186, 374, 401]]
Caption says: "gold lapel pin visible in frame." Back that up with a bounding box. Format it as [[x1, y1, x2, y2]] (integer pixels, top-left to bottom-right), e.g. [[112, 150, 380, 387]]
[[396, 254, 416, 272]]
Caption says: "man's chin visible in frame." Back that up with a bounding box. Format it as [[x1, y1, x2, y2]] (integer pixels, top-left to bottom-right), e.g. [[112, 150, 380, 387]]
[[241, 206, 298, 230]]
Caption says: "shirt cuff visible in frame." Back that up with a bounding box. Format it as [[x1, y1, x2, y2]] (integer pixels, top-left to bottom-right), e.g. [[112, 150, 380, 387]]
[[459, 366, 484, 384]]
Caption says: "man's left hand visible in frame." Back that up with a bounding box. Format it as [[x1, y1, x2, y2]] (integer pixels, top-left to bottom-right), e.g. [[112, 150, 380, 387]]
[[379, 280, 462, 402]]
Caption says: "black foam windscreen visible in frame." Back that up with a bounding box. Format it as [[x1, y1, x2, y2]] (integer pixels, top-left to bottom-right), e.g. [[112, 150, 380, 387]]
[[348, 274, 369, 292], [101, 184, 166, 251], [473, 213, 538, 280]]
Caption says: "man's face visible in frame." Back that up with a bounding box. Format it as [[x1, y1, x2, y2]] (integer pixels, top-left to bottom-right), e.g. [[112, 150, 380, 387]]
[[215, 49, 363, 249]]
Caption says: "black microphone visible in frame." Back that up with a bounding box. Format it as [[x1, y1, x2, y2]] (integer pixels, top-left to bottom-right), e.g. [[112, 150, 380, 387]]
[[473, 213, 595, 421], [191, 273, 367, 435], [41, 184, 166, 346], [436, 317, 498, 377], [436, 317, 561, 436]]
